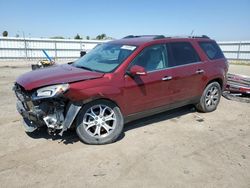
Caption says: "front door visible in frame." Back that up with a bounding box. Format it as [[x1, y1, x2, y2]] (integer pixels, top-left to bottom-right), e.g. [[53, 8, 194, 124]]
[[123, 44, 172, 115]]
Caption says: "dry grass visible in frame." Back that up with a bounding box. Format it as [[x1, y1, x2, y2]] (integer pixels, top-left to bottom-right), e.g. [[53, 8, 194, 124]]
[[228, 60, 250, 66]]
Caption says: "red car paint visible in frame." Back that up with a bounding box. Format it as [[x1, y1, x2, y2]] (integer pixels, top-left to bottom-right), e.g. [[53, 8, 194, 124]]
[[16, 64, 104, 90], [16, 36, 228, 117]]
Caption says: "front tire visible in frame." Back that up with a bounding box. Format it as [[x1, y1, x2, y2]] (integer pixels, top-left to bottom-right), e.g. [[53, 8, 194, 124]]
[[76, 100, 124, 145], [196, 82, 222, 112]]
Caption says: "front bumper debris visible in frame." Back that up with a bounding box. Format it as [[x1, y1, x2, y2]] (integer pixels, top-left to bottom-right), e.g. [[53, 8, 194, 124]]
[[23, 118, 38, 132], [14, 83, 82, 135], [59, 104, 81, 136]]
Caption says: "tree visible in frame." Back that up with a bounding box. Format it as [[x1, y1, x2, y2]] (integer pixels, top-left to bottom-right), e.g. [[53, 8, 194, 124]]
[[96, 35, 101, 40], [86, 36, 90, 40], [50, 36, 65, 39], [2, 31, 8, 37], [96, 33, 107, 40], [15, 34, 20, 38], [74, 34, 82, 40], [100, 33, 106, 39]]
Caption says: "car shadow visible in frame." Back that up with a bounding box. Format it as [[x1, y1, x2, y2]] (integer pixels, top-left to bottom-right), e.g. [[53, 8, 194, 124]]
[[26, 105, 195, 144], [26, 127, 80, 145], [117, 105, 195, 142]]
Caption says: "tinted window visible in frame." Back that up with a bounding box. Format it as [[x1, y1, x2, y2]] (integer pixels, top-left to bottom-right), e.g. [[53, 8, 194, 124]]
[[130, 44, 168, 72], [169, 42, 200, 67], [199, 41, 224, 60]]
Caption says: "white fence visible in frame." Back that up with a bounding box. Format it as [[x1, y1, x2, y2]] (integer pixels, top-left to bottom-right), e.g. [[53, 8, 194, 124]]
[[218, 41, 250, 60], [0, 37, 105, 60], [0, 37, 250, 61]]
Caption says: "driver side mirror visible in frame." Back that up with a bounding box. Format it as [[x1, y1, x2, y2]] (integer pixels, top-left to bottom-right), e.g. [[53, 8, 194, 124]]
[[129, 65, 147, 76]]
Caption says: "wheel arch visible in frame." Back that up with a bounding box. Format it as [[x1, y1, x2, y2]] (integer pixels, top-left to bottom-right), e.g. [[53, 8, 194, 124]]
[[68, 97, 122, 129], [74, 97, 125, 144], [81, 97, 122, 110], [205, 77, 223, 90]]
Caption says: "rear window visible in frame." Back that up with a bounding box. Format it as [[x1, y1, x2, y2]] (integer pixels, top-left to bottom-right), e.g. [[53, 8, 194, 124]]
[[199, 41, 224, 60], [169, 42, 200, 67]]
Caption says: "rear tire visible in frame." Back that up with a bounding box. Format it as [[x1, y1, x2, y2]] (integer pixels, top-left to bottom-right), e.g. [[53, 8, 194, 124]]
[[196, 82, 221, 112], [76, 100, 124, 145]]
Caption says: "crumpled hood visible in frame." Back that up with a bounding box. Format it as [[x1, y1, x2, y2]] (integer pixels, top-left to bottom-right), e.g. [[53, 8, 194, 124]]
[[16, 64, 104, 90]]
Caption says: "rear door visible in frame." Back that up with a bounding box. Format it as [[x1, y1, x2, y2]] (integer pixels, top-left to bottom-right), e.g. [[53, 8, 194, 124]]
[[163, 42, 204, 103], [198, 40, 228, 89]]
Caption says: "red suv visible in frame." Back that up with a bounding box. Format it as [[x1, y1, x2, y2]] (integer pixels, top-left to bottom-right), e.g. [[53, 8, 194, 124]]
[[14, 35, 228, 144]]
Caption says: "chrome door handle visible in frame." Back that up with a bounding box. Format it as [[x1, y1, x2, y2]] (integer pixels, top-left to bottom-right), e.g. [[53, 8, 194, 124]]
[[162, 76, 172, 81], [196, 69, 204, 74]]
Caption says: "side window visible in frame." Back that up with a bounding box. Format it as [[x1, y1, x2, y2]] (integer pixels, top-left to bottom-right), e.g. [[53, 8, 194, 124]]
[[199, 41, 224, 60], [130, 44, 168, 72], [169, 42, 200, 67]]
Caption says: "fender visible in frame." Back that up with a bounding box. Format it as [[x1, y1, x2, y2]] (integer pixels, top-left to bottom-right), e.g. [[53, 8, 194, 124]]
[[60, 84, 124, 135], [66, 83, 125, 112]]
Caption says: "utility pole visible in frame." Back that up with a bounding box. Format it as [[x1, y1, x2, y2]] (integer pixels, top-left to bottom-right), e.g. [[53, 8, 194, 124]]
[[22, 31, 28, 63]]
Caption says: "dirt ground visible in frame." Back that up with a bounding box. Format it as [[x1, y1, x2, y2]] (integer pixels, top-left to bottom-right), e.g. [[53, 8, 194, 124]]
[[0, 63, 250, 188]]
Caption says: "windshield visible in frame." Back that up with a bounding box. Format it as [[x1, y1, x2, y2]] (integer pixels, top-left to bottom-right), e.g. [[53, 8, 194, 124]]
[[73, 43, 137, 73]]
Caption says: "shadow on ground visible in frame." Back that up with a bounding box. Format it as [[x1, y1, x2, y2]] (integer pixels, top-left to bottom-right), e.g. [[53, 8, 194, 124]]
[[25, 127, 80, 145], [25, 105, 195, 144], [222, 91, 250, 103], [124, 105, 195, 132]]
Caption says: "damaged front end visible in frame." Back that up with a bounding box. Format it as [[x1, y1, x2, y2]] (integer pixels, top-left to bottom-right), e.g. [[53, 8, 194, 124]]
[[13, 83, 81, 135]]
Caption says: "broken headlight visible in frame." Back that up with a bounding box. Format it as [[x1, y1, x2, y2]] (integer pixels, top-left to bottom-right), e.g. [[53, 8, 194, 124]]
[[32, 84, 69, 100]]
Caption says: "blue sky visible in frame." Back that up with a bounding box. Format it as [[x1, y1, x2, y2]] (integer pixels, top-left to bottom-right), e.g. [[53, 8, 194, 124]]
[[0, 0, 250, 41]]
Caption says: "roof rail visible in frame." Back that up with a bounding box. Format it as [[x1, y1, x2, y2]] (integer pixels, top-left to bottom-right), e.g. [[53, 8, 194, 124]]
[[122, 35, 165, 39], [123, 35, 136, 39], [153, 35, 165, 39], [122, 35, 210, 40], [190, 35, 210, 39]]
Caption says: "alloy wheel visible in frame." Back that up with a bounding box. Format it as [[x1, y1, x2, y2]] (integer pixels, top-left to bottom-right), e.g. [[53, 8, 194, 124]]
[[82, 105, 116, 138], [205, 86, 219, 108]]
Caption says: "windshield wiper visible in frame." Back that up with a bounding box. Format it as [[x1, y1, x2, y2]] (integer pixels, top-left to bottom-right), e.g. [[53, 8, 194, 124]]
[[75, 65, 104, 73], [76, 66, 95, 72]]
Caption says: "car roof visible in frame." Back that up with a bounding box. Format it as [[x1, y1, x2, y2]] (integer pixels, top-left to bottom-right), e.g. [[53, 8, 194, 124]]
[[109, 35, 213, 46]]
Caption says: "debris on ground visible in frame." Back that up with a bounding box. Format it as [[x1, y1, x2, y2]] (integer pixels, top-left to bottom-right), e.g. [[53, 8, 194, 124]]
[[193, 114, 205, 122], [223, 73, 250, 103], [226, 73, 250, 94], [222, 91, 250, 103], [31, 50, 55, 70]]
